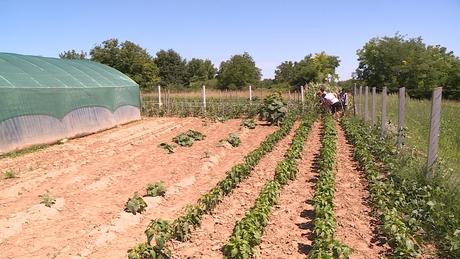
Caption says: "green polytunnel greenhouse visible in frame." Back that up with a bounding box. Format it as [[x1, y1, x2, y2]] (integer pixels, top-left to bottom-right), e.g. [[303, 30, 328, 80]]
[[0, 52, 141, 154]]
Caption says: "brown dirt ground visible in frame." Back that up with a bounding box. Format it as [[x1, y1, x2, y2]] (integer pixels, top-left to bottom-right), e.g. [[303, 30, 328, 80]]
[[0, 116, 391, 259]]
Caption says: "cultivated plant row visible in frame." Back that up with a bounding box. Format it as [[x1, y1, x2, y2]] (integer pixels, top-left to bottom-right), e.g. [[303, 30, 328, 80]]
[[307, 114, 353, 259], [127, 112, 299, 259], [341, 118, 422, 258], [222, 111, 317, 258]]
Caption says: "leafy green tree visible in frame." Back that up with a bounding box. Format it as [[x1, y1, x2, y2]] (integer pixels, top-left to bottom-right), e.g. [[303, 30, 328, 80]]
[[274, 61, 296, 84], [312, 51, 340, 82], [355, 33, 460, 98], [216, 52, 262, 90], [274, 52, 340, 88], [154, 49, 187, 88], [185, 58, 217, 89], [291, 54, 319, 86], [89, 38, 160, 91], [59, 50, 88, 59]]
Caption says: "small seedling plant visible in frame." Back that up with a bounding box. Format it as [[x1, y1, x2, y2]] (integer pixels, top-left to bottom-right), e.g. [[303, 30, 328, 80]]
[[146, 181, 167, 197], [39, 194, 56, 207], [157, 142, 176, 154], [2, 169, 18, 179], [125, 191, 148, 215]]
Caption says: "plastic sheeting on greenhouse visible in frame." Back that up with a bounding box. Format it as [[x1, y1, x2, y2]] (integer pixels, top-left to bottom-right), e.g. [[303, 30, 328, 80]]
[[0, 52, 141, 154]]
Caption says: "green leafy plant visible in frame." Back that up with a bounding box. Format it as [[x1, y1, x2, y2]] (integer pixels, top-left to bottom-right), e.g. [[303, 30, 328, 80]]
[[213, 116, 228, 123], [127, 243, 156, 259], [227, 133, 242, 147], [144, 219, 173, 259], [2, 169, 18, 179], [241, 119, 256, 129], [223, 236, 258, 259], [203, 151, 211, 158], [146, 181, 167, 197], [39, 194, 56, 207], [157, 142, 176, 154], [125, 191, 148, 215], [258, 92, 287, 126], [172, 130, 206, 147]]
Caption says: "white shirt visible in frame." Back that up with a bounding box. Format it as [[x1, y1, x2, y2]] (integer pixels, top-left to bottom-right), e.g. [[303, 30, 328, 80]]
[[324, 93, 339, 105]]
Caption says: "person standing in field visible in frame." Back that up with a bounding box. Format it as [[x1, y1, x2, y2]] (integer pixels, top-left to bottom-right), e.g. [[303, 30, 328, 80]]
[[321, 92, 341, 121], [339, 88, 348, 116]]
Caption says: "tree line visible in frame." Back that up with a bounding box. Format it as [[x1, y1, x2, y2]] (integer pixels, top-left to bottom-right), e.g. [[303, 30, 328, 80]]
[[59, 38, 340, 93], [354, 33, 460, 99], [60, 33, 460, 99]]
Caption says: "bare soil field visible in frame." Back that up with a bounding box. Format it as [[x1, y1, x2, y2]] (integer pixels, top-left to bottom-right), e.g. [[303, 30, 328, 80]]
[[0, 116, 389, 259]]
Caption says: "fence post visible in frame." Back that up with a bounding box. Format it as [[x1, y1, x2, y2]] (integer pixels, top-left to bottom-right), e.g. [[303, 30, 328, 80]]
[[249, 85, 252, 104], [364, 86, 369, 122], [397, 87, 406, 149], [202, 85, 206, 112], [158, 85, 162, 108], [381, 86, 387, 137], [301, 85, 304, 102], [426, 87, 442, 177], [353, 83, 357, 116], [372, 87, 376, 125]]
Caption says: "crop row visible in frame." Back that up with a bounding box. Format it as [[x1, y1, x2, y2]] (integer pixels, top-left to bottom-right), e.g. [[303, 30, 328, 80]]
[[307, 114, 353, 258], [341, 117, 422, 258], [128, 112, 299, 259], [222, 111, 317, 258]]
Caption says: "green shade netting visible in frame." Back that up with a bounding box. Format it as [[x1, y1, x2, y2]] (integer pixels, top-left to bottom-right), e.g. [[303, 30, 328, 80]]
[[0, 53, 141, 122]]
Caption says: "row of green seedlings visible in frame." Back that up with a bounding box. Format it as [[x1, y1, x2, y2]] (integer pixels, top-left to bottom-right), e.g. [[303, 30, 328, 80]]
[[158, 119, 256, 154], [307, 114, 353, 258], [127, 112, 298, 259], [340, 117, 422, 258], [222, 111, 317, 259]]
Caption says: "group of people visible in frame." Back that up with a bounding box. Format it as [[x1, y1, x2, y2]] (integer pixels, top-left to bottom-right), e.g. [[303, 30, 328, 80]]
[[317, 87, 348, 121]]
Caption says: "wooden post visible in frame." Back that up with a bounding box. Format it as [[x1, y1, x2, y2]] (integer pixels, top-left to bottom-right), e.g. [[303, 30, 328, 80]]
[[300, 85, 304, 104], [381, 87, 387, 137], [426, 87, 442, 177], [249, 85, 252, 104], [397, 87, 405, 149], [353, 83, 357, 116], [364, 86, 369, 122], [372, 87, 376, 125]]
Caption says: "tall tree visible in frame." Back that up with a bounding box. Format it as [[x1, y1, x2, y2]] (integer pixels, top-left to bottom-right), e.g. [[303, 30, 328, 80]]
[[274, 61, 296, 84], [312, 51, 340, 82], [185, 58, 217, 89], [89, 38, 160, 91], [274, 52, 340, 87], [216, 52, 262, 90], [59, 50, 87, 59], [355, 33, 460, 98], [154, 49, 187, 88]]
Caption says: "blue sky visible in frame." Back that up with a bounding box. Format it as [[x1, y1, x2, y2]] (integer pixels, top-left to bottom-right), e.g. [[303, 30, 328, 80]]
[[1, 0, 459, 81]]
